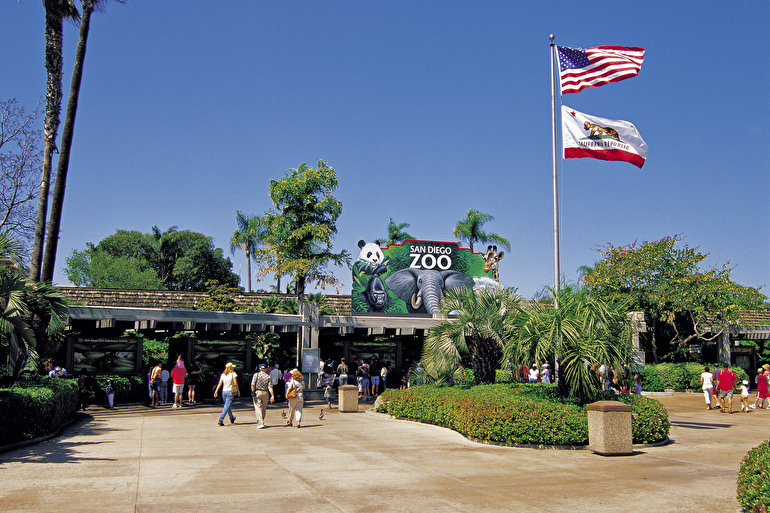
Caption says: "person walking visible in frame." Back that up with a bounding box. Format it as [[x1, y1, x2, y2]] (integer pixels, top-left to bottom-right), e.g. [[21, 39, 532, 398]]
[[213, 363, 240, 426], [753, 368, 768, 410], [169, 356, 187, 409], [250, 364, 274, 429], [286, 370, 305, 428], [269, 364, 283, 403], [528, 364, 539, 383], [700, 366, 715, 410], [716, 363, 737, 414], [711, 364, 721, 409], [540, 363, 551, 383], [106, 378, 115, 409]]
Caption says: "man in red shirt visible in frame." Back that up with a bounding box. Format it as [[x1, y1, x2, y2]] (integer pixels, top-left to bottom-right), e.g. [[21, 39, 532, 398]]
[[169, 356, 188, 409], [716, 363, 737, 414]]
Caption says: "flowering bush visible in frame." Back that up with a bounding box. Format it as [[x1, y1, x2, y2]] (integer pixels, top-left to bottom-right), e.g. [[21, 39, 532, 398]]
[[377, 383, 669, 446]]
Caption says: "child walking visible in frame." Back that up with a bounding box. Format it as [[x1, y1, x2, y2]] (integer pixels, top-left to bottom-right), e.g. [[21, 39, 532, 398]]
[[106, 378, 115, 409], [740, 380, 751, 413], [324, 381, 333, 409]]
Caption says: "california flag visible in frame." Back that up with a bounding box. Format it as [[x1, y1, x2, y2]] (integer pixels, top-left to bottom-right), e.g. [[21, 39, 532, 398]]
[[562, 105, 648, 168]]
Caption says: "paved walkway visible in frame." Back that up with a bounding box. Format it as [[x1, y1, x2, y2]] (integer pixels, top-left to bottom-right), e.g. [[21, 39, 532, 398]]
[[0, 392, 766, 512]]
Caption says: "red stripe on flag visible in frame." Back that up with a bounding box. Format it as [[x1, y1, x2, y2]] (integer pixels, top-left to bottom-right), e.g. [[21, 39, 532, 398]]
[[564, 147, 646, 168]]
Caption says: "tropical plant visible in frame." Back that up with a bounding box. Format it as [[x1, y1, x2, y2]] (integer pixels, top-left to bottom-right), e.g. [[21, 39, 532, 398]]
[[255, 295, 283, 313], [230, 211, 261, 292], [503, 285, 632, 401], [304, 292, 336, 315], [452, 209, 510, 254], [425, 286, 525, 385], [30, 0, 80, 282], [1, 232, 69, 385], [252, 160, 351, 303], [42, 0, 125, 282]]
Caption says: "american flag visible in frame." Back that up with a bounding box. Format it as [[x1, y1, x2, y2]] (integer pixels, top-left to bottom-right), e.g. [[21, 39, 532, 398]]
[[557, 45, 645, 94]]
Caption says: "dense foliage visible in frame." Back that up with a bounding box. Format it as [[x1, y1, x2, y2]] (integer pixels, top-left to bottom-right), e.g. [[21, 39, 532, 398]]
[[640, 363, 748, 392], [581, 236, 766, 362], [738, 440, 770, 512], [425, 286, 524, 385], [64, 226, 240, 291], [0, 376, 78, 446], [252, 160, 351, 301], [503, 285, 632, 401], [376, 384, 669, 446]]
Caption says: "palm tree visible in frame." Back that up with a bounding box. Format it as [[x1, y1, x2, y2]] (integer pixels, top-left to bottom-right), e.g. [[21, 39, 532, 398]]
[[503, 285, 632, 401], [452, 209, 510, 254], [29, 0, 80, 281], [230, 211, 260, 292], [1, 232, 68, 385], [42, 0, 124, 282], [425, 286, 525, 384], [376, 218, 414, 246], [149, 225, 179, 288]]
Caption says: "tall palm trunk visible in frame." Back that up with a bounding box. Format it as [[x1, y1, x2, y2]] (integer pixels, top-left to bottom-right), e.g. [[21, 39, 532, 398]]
[[30, 2, 69, 282], [42, 2, 94, 282]]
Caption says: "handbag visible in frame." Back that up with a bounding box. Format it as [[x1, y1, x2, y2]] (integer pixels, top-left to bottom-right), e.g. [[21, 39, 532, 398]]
[[286, 385, 298, 399]]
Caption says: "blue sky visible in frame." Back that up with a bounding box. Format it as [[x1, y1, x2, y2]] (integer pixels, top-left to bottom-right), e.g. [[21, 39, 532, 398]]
[[3, 1, 768, 299]]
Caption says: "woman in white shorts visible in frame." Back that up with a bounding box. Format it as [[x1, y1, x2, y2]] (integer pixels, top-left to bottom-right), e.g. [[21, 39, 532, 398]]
[[700, 365, 715, 410]]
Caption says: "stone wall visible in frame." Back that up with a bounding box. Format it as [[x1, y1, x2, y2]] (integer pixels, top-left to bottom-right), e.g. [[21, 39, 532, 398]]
[[59, 287, 352, 315]]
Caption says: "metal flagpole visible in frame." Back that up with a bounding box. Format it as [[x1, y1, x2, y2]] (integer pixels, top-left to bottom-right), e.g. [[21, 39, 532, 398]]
[[550, 34, 561, 385], [550, 35, 560, 300]]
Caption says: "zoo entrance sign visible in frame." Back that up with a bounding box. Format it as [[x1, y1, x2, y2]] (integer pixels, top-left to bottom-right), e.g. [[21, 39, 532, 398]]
[[351, 239, 496, 316]]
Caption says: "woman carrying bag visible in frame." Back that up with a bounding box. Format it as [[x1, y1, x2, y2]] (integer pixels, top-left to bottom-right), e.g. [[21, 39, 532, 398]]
[[286, 370, 305, 428], [213, 363, 240, 426]]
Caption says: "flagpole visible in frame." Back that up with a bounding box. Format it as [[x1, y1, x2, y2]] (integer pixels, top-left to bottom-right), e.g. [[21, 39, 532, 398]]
[[550, 34, 561, 388], [550, 35, 560, 301]]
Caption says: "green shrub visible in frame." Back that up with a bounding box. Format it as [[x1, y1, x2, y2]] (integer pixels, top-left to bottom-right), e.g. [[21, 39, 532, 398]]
[[377, 384, 670, 446], [616, 394, 670, 444], [93, 375, 149, 404], [641, 363, 748, 392], [737, 440, 770, 512], [0, 377, 79, 446]]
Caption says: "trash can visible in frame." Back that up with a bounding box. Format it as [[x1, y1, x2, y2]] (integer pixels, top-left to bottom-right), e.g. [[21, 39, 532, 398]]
[[338, 385, 359, 412], [586, 401, 633, 455]]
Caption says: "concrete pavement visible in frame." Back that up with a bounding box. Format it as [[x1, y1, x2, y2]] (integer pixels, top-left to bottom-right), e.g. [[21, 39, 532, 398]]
[[0, 392, 766, 512]]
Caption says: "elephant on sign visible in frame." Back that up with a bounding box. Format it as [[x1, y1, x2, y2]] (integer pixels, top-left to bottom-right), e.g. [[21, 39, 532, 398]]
[[384, 268, 474, 314]]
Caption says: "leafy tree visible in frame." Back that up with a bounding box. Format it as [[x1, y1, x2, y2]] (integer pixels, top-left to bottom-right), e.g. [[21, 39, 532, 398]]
[[64, 227, 240, 291], [64, 245, 163, 289], [425, 286, 525, 384], [42, 0, 125, 282], [253, 160, 351, 303], [503, 285, 632, 401], [30, 0, 80, 282], [230, 211, 261, 292], [0, 99, 43, 249], [1, 232, 69, 385], [581, 236, 767, 362], [452, 209, 511, 254], [376, 218, 414, 246]]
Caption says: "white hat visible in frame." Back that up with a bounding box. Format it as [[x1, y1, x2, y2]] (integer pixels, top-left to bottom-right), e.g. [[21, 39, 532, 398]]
[[743, 380, 749, 385]]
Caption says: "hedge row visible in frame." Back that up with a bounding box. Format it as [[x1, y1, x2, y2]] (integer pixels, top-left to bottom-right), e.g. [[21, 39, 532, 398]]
[[0, 377, 79, 446], [640, 363, 749, 392], [738, 440, 770, 512], [376, 383, 669, 446]]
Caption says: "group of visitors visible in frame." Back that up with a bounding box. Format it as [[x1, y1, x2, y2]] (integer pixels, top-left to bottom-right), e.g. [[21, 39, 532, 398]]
[[700, 363, 770, 414], [147, 357, 206, 408], [210, 361, 306, 429]]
